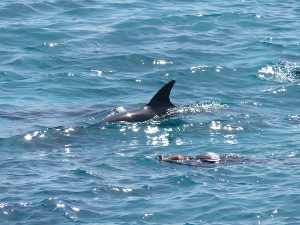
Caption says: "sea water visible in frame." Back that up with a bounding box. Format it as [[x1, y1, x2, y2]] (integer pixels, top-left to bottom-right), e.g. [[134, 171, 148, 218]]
[[0, 0, 300, 224]]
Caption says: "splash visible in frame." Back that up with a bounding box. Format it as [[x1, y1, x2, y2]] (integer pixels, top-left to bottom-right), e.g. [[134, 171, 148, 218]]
[[176, 101, 227, 114], [257, 60, 300, 83]]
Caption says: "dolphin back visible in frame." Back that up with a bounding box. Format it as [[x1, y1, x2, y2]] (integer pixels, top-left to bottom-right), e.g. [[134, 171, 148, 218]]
[[146, 80, 176, 107], [98, 80, 176, 123]]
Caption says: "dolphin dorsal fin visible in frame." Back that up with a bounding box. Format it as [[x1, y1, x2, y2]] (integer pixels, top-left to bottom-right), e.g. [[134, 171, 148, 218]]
[[145, 80, 176, 107]]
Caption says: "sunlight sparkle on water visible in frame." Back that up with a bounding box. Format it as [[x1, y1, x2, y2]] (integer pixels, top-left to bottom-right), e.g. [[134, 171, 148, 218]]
[[190, 13, 203, 17], [153, 60, 173, 65], [146, 133, 169, 146], [44, 42, 58, 47], [211, 121, 222, 130], [143, 213, 154, 219], [24, 131, 45, 140], [145, 126, 159, 134], [91, 70, 103, 76], [56, 203, 65, 208], [24, 134, 32, 141], [122, 188, 132, 192], [191, 65, 208, 73], [215, 66, 222, 72], [273, 87, 286, 94], [72, 207, 80, 212], [224, 134, 238, 144]]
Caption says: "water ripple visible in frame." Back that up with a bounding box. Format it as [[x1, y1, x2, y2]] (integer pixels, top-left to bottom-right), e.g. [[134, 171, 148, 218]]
[[1, 0, 300, 224]]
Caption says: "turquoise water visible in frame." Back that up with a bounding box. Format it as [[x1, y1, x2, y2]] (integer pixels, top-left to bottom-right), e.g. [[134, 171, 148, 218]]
[[1, 0, 300, 224]]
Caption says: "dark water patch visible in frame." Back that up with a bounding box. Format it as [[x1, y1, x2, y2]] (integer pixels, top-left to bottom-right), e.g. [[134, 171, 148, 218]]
[[30, 2, 59, 13], [7, 57, 52, 70], [2, 26, 72, 47], [0, 7, 22, 19], [60, 6, 107, 18], [5, 3, 39, 16], [46, 0, 83, 9]]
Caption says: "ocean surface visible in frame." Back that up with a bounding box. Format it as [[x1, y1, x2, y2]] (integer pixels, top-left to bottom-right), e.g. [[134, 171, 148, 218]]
[[1, 0, 300, 224]]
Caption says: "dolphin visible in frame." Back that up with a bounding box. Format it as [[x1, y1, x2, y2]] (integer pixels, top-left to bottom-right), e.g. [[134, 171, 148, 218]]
[[159, 152, 300, 167], [159, 152, 244, 164], [99, 80, 176, 123], [159, 152, 250, 167]]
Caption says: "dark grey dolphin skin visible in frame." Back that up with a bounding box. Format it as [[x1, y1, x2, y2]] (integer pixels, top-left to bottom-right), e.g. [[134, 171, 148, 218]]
[[99, 80, 176, 123]]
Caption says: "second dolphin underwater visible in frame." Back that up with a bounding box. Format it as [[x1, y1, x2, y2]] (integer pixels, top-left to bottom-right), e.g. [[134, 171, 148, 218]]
[[99, 80, 176, 123]]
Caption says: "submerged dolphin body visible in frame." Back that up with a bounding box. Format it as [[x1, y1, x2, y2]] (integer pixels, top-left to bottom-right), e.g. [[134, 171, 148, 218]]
[[159, 152, 251, 167], [159, 152, 300, 167], [99, 80, 176, 123], [159, 152, 245, 164]]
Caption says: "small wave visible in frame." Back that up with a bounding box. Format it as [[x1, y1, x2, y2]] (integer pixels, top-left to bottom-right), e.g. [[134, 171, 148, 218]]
[[39, 197, 101, 223]]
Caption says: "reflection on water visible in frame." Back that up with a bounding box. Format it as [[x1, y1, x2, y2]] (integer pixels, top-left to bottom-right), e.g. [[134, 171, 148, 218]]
[[20, 100, 250, 148]]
